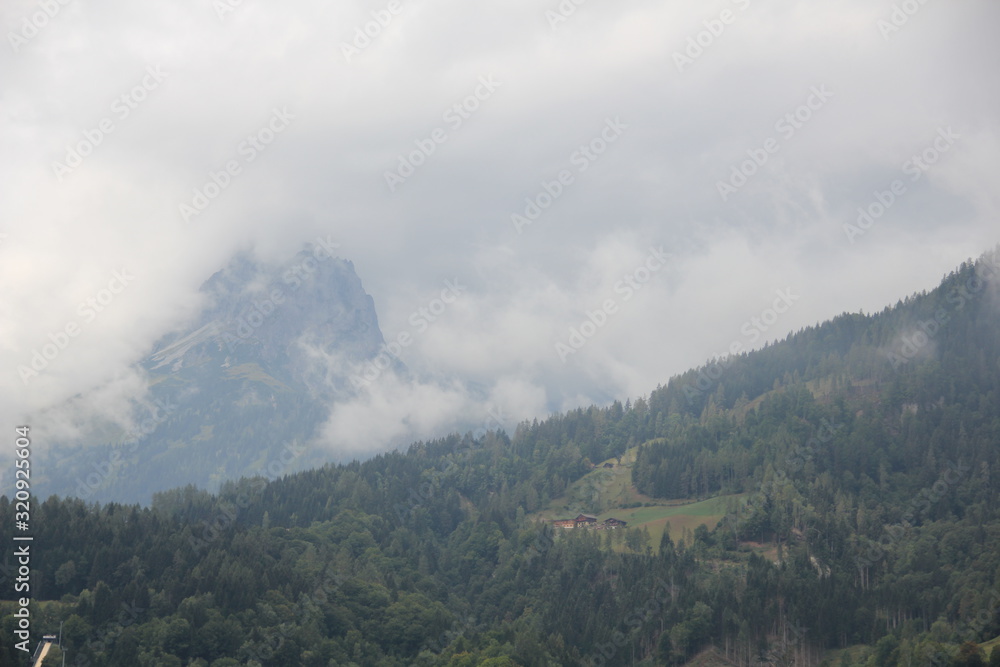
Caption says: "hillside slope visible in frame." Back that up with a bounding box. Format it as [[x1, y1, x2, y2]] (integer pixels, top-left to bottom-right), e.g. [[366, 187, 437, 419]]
[[1, 246, 999, 667], [24, 244, 398, 504]]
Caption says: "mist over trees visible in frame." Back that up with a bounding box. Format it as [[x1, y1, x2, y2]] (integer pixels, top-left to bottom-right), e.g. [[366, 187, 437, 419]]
[[2, 249, 999, 666]]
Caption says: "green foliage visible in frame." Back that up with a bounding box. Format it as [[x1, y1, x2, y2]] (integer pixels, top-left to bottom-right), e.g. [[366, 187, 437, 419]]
[[40, 644, 64, 666], [2, 248, 1000, 665], [954, 641, 987, 667], [872, 635, 899, 667]]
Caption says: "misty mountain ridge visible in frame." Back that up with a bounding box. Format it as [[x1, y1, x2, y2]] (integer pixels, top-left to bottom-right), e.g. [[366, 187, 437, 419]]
[[0, 248, 1000, 667], [20, 244, 1000, 508], [4, 247, 999, 666], [30, 239, 400, 504]]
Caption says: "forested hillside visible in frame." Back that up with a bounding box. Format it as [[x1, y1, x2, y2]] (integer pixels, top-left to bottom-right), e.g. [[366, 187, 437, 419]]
[[2, 248, 999, 666]]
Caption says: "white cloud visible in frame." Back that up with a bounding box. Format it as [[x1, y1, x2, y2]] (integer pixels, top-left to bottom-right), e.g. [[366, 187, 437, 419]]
[[2, 0, 998, 464]]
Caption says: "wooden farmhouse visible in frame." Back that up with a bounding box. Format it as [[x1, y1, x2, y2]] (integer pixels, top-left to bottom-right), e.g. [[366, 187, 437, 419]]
[[551, 514, 628, 530]]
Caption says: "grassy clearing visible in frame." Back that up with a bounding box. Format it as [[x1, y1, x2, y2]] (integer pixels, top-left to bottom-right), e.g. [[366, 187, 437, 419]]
[[534, 444, 743, 552], [541, 446, 695, 518], [596, 495, 737, 548]]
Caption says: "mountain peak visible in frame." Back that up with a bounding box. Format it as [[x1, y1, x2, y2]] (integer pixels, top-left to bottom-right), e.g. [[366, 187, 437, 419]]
[[40, 244, 395, 504]]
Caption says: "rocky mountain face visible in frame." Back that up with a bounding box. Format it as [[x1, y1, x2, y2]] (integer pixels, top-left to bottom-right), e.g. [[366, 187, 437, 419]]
[[35, 241, 396, 504]]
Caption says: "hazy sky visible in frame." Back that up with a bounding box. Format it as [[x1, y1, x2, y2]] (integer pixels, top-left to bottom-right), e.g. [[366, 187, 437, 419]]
[[2, 0, 998, 458]]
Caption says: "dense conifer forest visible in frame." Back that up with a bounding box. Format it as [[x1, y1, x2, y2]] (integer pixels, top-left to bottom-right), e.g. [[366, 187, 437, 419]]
[[3, 249, 1000, 666]]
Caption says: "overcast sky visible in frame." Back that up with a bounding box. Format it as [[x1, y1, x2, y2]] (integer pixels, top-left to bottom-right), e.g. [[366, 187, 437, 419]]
[[2, 0, 998, 459]]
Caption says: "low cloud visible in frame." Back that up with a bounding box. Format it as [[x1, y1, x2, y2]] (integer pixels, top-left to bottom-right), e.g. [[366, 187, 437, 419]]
[[2, 0, 998, 467]]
